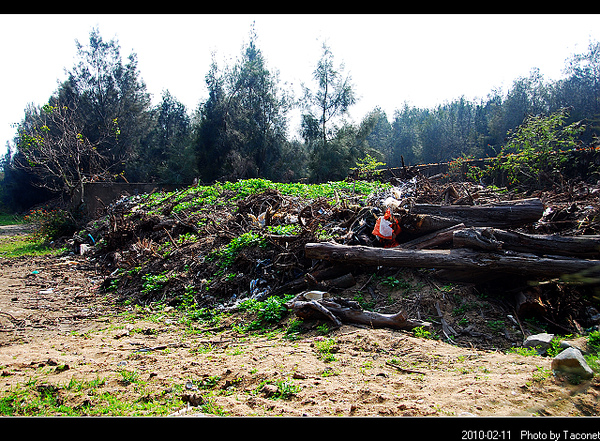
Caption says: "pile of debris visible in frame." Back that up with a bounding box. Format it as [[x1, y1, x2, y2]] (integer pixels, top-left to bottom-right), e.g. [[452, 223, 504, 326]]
[[72, 174, 600, 344]]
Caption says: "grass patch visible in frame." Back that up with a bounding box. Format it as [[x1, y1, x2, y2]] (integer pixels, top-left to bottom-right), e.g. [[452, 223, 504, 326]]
[[0, 235, 66, 258], [0, 375, 184, 416], [0, 213, 24, 226]]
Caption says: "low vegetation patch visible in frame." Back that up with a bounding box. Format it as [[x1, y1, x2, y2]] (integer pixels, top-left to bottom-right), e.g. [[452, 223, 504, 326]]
[[0, 235, 66, 257]]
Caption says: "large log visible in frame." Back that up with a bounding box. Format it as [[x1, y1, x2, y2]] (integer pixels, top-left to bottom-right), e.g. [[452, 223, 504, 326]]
[[411, 198, 544, 228], [453, 227, 600, 258], [304, 242, 600, 278]]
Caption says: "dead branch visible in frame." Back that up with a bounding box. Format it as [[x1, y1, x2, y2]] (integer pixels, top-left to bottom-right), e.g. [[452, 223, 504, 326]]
[[285, 292, 430, 330]]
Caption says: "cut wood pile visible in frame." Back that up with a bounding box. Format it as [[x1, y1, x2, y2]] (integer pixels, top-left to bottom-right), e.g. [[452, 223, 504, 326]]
[[72, 173, 600, 347]]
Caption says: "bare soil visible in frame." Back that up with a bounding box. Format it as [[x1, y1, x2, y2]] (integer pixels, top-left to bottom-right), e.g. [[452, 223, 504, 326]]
[[1, 237, 599, 417]]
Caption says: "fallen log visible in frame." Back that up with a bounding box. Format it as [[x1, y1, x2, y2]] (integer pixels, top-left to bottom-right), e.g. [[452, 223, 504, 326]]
[[411, 198, 544, 228], [453, 227, 600, 258], [285, 292, 430, 330], [400, 223, 465, 249], [304, 242, 600, 279]]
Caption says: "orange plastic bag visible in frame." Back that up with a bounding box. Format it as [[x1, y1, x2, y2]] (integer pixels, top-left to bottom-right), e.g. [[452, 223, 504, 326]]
[[372, 209, 401, 246]]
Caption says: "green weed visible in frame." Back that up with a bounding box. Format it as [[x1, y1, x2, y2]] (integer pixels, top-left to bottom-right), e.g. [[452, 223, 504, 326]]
[[0, 213, 24, 226], [255, 378, 301, 400], [413, 326, 437, 340], [238, 295, 291, 332], [314, 338, 337, 362], [507, 346, 540, 357], [381, 276, 411, 290], [486, 320, 505, 333], [0, 375, 182, 416], [211, 231, 266, 269], [141, 272, 171, 294]]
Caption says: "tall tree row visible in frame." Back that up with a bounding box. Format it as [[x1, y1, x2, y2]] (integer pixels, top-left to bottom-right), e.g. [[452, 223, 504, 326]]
[[2, 30, 600, 213]]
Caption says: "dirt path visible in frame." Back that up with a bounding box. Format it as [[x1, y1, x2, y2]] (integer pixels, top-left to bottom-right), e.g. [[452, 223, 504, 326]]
[[0, 224, 33, 237], [1, 240, 599, 417]]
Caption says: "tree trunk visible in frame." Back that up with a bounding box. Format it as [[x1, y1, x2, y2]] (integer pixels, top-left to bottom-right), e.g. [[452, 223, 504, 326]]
[[453, 227, 600, 258], [411, 198, 544, 228], [304, 242, 600, 279]]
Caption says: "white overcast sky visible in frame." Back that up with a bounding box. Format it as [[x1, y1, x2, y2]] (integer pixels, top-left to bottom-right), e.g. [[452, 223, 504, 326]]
[[1, 13, 599, 157]]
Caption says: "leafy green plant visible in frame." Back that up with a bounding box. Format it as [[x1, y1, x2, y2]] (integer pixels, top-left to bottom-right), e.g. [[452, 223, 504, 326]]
[[141, 272, 171, 294], [381, 276, 411, 290], [529, 366, 552, 385], [547, 336, 566, 357], [266, 224, 301, 236], [284, 317, 304, 340], [316, 323, 331, 335], [588, 330, 600, 353], [351, 153, 386, 179], [486, 319, 505, 333], [211, 231, 266, 269], [176, 232, 198, 245], [413, 326, 437, 340], [314, 338, 337, 362], [238, 295, 292, 332], [585, 330, 600, 374], [481, 108, 585, 189], [353, 292, 376, 311]]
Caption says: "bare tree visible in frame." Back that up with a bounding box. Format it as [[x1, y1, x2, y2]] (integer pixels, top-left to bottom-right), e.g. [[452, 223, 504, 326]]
[[15, 102, 119, 202]]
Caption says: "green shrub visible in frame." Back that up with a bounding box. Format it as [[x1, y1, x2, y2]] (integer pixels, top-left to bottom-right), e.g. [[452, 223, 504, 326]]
[[479, 108, 584, 189], [24, 208, 77, 241]]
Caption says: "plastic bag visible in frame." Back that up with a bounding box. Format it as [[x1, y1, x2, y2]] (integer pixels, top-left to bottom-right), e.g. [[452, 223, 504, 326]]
[[372, 208, 401, 246]]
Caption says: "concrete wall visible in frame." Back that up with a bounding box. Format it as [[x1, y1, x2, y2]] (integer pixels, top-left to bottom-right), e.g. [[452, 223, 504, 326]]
[[72, 182, 179, 218]]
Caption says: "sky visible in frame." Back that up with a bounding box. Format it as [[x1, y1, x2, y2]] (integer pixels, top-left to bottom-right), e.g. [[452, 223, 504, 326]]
[[1, 13, 600, 157]]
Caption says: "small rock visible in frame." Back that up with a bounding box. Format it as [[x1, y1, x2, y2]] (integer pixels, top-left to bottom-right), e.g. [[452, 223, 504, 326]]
[[523, 333, 555, 352], [181, 393, 204, 406], [551, 347, 594, 379], [292, 371, 307, 380], [185, 380, 198, 391], [261, 384, 279, 398]]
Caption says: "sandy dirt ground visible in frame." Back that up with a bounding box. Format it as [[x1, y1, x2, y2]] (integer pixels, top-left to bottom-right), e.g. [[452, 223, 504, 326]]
[[1, 225, 600, 420]]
